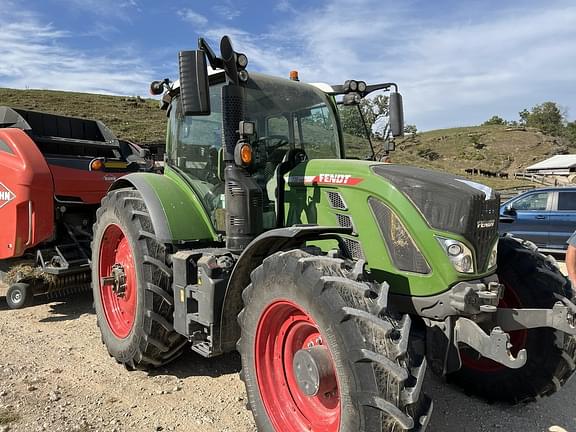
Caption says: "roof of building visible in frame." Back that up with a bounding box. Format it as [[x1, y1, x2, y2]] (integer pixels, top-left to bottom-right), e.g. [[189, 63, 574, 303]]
[[526, 155, 576, 171]]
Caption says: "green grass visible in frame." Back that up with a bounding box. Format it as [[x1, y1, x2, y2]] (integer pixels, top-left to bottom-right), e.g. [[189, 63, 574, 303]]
[[376, 124, 574, 189], [0, 88, 167, 145]]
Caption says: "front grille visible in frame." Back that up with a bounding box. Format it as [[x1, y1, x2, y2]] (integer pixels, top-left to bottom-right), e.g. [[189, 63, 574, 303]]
[[468, 195, 499, 272], [369, 197, 431, 274], [372, 164, 499, 273]]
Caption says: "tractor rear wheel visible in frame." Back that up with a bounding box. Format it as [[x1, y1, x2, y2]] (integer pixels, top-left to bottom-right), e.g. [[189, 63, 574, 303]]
[[238, 249, 432, 432], [92, 188, 186, 369], [448, 235, 576, 403]]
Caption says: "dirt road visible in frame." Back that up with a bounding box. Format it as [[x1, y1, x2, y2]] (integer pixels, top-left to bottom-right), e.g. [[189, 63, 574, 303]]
[[0, 282, 575, 432]]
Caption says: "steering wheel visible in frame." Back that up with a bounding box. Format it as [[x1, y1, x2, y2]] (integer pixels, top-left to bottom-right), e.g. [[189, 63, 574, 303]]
[[254, 135, 290, 152]]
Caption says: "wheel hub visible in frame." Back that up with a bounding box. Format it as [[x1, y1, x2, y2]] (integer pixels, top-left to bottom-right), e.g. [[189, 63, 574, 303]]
[[11, 291, 21, 301], [293, 346, 337, 397], [101, 263, 127, 298]]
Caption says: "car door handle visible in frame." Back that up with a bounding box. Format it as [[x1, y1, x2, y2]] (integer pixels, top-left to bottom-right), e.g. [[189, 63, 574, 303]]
[[535, 215, 546, 220]]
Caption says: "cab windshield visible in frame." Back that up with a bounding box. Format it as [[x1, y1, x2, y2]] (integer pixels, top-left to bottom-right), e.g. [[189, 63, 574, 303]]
[[167, 72, 342, 230]]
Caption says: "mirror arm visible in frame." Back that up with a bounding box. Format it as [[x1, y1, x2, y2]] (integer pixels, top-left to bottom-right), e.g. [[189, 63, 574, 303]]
[[357, 107, 375, 161], [198, 38, 224, 70]]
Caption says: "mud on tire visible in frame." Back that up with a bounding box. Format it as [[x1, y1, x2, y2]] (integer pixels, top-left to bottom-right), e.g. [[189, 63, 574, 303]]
[[238, 249, 432, 431], [448, 235, 576, 403], [92, 188, 186, 369]]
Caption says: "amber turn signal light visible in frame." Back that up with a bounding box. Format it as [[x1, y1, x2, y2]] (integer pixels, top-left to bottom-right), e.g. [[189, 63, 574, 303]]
[[90, 158, 104, 171], [234, 142, 253, 167], [240, 144, 253, 165]]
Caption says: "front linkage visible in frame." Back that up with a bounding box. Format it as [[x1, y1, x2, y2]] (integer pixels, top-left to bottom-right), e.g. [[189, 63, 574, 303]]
[[398, 274, 576, 373]]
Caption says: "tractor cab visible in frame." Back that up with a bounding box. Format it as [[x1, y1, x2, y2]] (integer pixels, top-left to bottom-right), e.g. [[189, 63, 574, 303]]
[[153, 44, 403, 241], [162, 70, 343, 232]]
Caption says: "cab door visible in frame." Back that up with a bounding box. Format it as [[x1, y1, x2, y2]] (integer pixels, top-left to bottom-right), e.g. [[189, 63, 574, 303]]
[[499, 190, 552, 247]]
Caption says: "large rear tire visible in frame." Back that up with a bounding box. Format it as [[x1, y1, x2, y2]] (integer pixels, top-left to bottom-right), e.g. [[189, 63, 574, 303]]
[[448, 235, 576, 403], [238, 249, 432, 432], [92, 188, 186, 369]]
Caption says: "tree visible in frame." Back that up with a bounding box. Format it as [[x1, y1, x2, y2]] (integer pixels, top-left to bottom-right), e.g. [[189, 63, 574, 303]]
[[519, 102, 565, 136], [566, 121, 576, 146], [482, 115, 508, 126], [339, 94, 390, 139]]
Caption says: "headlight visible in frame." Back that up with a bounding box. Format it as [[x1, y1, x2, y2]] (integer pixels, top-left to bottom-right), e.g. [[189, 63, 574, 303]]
[[436, 237, 474, 273], [487, 241, 498, 270]]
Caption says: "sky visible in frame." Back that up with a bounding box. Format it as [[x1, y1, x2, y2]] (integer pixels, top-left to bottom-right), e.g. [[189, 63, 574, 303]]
[[0, 0, 575, 131]]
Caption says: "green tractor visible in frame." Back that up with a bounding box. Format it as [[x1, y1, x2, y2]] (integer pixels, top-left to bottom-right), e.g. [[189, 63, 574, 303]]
[[92, 36, 576, 431]]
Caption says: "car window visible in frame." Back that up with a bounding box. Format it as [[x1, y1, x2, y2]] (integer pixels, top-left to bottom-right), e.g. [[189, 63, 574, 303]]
[[512, 192, 549, 211], [558, 192, 576, 211]]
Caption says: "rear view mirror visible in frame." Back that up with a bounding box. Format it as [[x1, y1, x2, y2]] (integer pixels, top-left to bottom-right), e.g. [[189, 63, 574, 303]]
[[178, 50, 211, 116], [389, 92, 404, 137]]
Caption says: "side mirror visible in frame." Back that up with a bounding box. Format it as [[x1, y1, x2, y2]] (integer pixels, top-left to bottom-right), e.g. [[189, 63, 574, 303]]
[[389, 92, 404, 137], [504, 204, 516, 215], [178, 50, 211, 116]]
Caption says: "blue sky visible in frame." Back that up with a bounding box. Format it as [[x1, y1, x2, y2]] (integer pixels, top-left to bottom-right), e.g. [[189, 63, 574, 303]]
[[0, 0, 575, 131]]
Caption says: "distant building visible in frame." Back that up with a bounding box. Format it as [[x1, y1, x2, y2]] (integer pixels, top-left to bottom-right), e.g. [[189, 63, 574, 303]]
[[525, 155, 576, 176]]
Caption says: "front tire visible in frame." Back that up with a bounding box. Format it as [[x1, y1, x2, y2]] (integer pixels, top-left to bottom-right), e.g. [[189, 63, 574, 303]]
[[238, 249, 432, 432], [448, 236, 576, 403], [92, 188, 186, 369]]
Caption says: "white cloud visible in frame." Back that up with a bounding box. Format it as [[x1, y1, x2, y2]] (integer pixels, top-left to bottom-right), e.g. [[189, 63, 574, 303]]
[[0, 14, 153, 95], [198, 0, 576, 130], [54, 0, 141, 19], [178, 8, 208, 27], [212, 1, 241, 20]]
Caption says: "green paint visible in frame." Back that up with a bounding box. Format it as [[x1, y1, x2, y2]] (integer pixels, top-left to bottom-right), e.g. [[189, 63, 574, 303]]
[[284, 159, 494, 297], [142, 169, 217, 242]]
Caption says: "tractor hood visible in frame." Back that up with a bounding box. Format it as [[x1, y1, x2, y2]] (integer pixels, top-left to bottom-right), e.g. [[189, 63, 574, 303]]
[[371, 164, 500, 271]]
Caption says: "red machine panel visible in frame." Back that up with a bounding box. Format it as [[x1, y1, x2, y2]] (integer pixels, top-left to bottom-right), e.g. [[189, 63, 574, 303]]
[[48, 163, 123, 205], [0, 129, 54, 259]]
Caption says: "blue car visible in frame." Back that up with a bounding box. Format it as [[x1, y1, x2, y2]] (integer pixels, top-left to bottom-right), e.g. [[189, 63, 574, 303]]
[[499, 187, 576, 252]]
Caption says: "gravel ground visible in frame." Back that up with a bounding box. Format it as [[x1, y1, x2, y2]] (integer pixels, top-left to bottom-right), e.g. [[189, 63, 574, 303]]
[[0, 263, 575, 432]]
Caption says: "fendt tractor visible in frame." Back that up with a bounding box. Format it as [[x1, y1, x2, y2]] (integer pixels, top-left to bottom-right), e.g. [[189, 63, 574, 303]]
[[92, 36, 576, 431], [0, 107, 148, 309]]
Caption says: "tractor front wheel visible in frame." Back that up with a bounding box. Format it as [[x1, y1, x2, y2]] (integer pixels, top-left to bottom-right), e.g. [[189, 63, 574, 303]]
[[238, 249, 432, 431], [448, 235, 576, 403], [92, 188, 186, 369]]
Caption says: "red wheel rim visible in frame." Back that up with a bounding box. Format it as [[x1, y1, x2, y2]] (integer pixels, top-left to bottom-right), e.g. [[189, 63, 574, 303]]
[[255, 300, 340, 432], [461, 282, 528, 372], [99, 224, 137, 339]]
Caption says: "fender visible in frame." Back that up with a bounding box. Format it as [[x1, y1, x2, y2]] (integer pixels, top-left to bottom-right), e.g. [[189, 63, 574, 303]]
[[217, 225, 352, 353], [109, 173, 217, 244]]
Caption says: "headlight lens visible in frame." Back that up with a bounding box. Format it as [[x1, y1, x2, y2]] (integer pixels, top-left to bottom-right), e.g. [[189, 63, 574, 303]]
[[436, 237, 474, 273], [487, 241, 498, 270]]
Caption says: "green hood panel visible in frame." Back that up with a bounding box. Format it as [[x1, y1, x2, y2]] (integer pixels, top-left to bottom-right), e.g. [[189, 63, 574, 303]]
[[284, 159, 495, 296]]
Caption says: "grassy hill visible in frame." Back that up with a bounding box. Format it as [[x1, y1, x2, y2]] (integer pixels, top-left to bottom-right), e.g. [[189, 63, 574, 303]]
[[0, 88, 167, 144], [390, 125, 571, 189], [1, 87, 569, 190]]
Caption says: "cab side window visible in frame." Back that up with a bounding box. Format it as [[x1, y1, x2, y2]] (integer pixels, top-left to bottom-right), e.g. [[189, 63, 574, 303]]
[[558, 192, 576, 211], [512, 192, 549, 211]]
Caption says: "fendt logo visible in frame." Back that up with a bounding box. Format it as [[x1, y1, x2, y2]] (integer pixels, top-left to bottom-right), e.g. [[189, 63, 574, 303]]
[[0, 183, 15, 209]]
